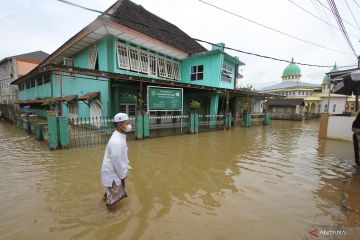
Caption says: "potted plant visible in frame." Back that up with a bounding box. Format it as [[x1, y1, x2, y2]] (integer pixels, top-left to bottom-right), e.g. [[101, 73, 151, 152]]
[[42, 97, 58, 117], [190, 100, 201, 113], [122, 92, 144, 114]]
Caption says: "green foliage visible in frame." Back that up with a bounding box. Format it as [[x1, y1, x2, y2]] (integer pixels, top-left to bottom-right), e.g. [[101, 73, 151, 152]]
[[41, 97, 58, 110], [190, 100, 201, 110], [122, 92, 144, 113], [237, 96, 252, 112]]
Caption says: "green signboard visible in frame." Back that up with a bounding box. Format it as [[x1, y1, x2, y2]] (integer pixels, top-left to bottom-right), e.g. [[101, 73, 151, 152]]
[[147, 86, 183, 111]]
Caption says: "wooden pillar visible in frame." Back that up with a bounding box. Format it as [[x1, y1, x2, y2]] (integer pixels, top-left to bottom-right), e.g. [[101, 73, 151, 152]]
[[319, 113, 329, 139], [139, 80, 144, 113], [356, 94, 359, 112], [226, 91, 230, 113]]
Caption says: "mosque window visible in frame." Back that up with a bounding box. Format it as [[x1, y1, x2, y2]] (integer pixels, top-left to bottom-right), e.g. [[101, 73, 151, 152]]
[[30, 79, 36, 88], [43, 74, 51, 84], [117, 43, 130, 69], [139, 50, 149, 74], [149, 55, 157, 76], [191, 65, 204, 81], [88, 45, 98, 70], [165, 59, 174, 79], [117, 42, 180, 81], [158, 57, 167, 78], [221, 64, 233, 82], [129, 47, 141, 72]]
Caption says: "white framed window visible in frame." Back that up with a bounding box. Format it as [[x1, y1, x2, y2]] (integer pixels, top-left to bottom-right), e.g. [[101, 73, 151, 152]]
[[88, 45, 98, 70], [117, 43, 130, 69], [173, 62, 180, 80], [318, 104, 321, 112], [221, 64, 233, 82], [158, 57, 167, 78], [63, 57, 74, 66], [149, 54, 157, 76], [191, 65, 204, 81], [139, 50, 149, 73], [115, 41, 180, 81], [324, 104, 328, 112], [120, 104, 136, 116], [128, 47, 141, 72], [333, 104, 336, 113], [165, 60, 174, 78]]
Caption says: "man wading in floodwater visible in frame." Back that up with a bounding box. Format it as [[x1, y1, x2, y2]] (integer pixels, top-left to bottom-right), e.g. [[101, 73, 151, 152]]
[[101, 113, 132, 206]]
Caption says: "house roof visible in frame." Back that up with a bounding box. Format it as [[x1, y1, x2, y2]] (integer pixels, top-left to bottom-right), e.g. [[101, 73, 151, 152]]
[[78, 92, 100, 101], [267, 98, 305, 107], [0, 51, 49, 65], [108, 0, 207, 55], [261, 81, 321, 91], [187, 49, 245, 65], [15, 95, 78, 104]]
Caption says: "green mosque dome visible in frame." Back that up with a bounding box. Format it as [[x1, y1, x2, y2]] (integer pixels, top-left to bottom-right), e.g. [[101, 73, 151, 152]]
[[282, 58, 301, 79], [322, 63, 338, 84]]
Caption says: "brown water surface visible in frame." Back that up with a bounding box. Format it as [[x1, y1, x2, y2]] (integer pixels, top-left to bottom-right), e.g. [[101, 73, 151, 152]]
[[1, 120, 360, 239]]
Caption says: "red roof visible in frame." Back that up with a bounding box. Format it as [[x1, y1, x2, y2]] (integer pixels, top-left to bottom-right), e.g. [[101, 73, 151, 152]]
[[16, 99, 44, 104], [16, 95, 78, 104], [78, 92, 100, 101], [55, 95, 77, 102]]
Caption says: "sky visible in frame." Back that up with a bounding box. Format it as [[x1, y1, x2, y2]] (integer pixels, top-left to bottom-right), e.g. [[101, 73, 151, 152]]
[[1, 0, 360, 89]]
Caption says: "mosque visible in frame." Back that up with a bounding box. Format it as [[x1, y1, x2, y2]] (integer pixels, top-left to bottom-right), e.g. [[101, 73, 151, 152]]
[[260, 58, 353, 116]]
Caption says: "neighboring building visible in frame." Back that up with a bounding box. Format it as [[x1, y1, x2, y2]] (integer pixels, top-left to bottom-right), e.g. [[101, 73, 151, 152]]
[[251, 98, 264, 113], [317, 64, 347, 114], [267, 98, 305, 121], [261, 58, 321, 99], [0, 51, 48, 104], [261, 59, 348, 116], [12, 0, 245, 119]]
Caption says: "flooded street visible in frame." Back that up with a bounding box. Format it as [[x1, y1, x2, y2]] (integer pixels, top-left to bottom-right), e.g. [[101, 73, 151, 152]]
[[1, 120, 360, 239]]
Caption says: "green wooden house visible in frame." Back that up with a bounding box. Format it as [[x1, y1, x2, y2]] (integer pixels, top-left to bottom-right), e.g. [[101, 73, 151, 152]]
[[12, 0, 245, 119]]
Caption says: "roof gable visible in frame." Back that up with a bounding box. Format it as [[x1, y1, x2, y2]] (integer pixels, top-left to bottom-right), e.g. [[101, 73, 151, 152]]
[[268, 98, 305, 107], [108, 0, 206, 54]]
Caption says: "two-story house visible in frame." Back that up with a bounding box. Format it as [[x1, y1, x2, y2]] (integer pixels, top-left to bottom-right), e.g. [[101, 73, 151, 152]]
[[0, 51, 48, 104], [12, 0, 244, 119]]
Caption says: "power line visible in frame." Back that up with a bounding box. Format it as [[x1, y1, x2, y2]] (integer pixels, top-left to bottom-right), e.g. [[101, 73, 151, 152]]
[[327, 0, 358, 58], [314, 0, 360, 31], [55, 0, 355, 68], [352, 0, 360, 9], [198, 0, 353, 55], [310, 0, 346, 52], [345, 0, 360, 28], [288, 0, 360, 38]]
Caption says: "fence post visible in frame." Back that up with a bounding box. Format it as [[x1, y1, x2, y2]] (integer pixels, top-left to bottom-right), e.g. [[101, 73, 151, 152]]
[[136, 113, 144, 139], [47, 116, 58, 150], [209, 115, 217, 129], [189, 113, 195, 133], [58, 116, 70, 148], [143, 113, 149, 138], [263, 112, 270, 125], [227, 112, 232, 129], [243, 112, 252, 127], [194, 113, 199, 133]]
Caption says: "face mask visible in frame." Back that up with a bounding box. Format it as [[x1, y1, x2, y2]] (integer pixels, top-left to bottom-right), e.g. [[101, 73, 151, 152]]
[[124, 124, 132, 132]]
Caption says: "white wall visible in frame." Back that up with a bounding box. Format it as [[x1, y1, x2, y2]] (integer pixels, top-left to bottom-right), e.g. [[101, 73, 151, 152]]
[[327, 116, 355, 141], [251, 99, 264, 113], [319, 97, 346, 114]]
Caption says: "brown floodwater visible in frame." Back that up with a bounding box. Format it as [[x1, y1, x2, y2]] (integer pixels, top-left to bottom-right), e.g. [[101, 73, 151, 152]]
[[1, 120, 360, 240]]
